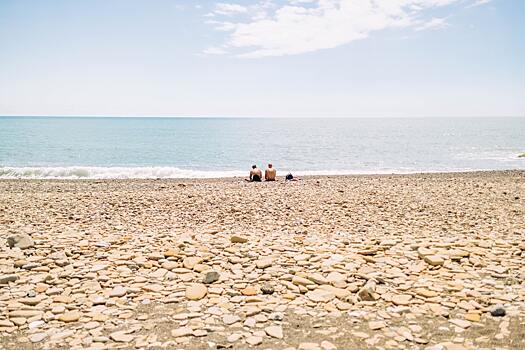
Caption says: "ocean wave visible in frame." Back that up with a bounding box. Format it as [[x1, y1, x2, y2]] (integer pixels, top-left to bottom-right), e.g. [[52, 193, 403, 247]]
[[0, 166, 247, 179], [0, 166, 492, 180]]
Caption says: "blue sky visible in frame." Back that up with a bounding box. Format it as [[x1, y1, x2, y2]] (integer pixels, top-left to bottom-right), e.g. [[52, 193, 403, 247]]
[[0, 0, 523, 117]]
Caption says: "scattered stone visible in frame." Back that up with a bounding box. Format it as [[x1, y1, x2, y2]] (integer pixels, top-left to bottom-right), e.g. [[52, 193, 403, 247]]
[[0, 274, 18, 284], [11, 317, 27, 326], [29, 333, 47, 343], [490, 305, 506, 317], [326, 272, 346, 284], [293, 275, 314, 286], [186, 283, 207, 300], [51, 306, 66, 314], [256, 258, 273, 269], [465, 313, 481, 322], [6, 233, 34, 249], [193, 329, 208, 337], [357, 280, 377, 301], [0, 320, 14, 327], [265, 325, 284, 339], [424, 255, 444, 266], [369, 321, 386, 330], [392, 294, 412, 306], [110, 331, 135, 342], [171, 327, 193, 338], [57, 311, 81, 323], [415, 288, 438, 298], [320, 341, 337, 350], [161, 261, 178, 270], [228, 333, 243, 342], [183, 257, 202, 269], [245, 336, 263, 345], [306, 289, 335, 303], [261, 284, 274, 295], [223, 314, 241, 325], [449, 319, 472, 328], [241, 286, 257, 296], [230, 235, 248, 243], [351, 332, 370, 339], [109, 285, 127, 297], [307, 273, 329, 285], [203, 270, 220, 284]]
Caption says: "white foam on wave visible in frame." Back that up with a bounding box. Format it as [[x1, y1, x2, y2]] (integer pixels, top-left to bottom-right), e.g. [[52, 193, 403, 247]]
[[0, 166, 246, 179], [454, 150, 523, 161], [0, 166, 495, 180]]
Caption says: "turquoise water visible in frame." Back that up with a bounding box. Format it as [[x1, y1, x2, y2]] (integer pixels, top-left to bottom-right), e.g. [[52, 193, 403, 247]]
[[0, 117, 523, 179]]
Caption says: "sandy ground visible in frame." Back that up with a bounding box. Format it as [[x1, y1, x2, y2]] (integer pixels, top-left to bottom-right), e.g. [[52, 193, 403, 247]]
[[0, 171, 524, 350]]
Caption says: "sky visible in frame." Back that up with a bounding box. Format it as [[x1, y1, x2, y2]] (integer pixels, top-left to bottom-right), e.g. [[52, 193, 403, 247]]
[[0, 0, 524, 117]]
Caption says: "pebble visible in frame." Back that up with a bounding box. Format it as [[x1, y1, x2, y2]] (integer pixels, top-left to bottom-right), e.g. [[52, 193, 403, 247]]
[[241, 286, 257, 296], [256, 258, 273, 269], [424, 255, 445, 266], [261, 284, 274, 295], [223, 314, 241, 325], [490, 305, 506, 317], [465, 313, 480, 322], [183, 257, 202, 269], [449, 319, 472, 328], [171, 327, 193, 338], [29, 333, 47, 343], [228, 333, 243, 342], [320, 341, 337, 350], [265, 325, 284, 339], [299, 342, 321, 350], [186, 283, 207, 300], [58, 311, 81, 323], [392, 294, 412, 306], [369, 321, 386, 330], [245, 336, 263, 345], [0, 274, 19, 284], [109, 285, 127, 297], [293, 276, 313, 286], [6, 233, 34, 249], [230, 235, 248, 243], [193, 329, 207, 337], [306, 289, 335, 303], [110, 331, 135, 342], [203, 270, 220, 284]]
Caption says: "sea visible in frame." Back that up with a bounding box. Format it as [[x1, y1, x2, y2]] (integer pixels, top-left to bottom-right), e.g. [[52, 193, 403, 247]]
[[0, 117, 523, 179]]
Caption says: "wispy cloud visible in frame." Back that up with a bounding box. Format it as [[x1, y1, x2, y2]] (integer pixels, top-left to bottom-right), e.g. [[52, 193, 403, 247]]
[[205, 0, 493, 58], [211, 3, 248, 16], [416, 17, 449, 31], [202, 46, 228, 55], [466, 0, 492, 8]]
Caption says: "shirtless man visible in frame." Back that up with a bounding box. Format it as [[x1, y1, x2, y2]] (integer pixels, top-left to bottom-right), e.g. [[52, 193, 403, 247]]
[[248, 165, 262, 182], [265, 163, 276, 181]]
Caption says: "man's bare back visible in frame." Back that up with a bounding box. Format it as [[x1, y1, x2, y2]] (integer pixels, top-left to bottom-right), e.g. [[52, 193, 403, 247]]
[[265, 164, 276, 181], [249, 165, 262, 182]]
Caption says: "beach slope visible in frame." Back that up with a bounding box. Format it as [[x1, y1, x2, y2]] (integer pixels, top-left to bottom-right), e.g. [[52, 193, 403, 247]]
[[0, 171, 524, 349]]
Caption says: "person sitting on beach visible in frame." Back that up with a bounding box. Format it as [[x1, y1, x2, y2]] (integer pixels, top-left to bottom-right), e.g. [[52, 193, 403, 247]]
[[247, 165, 262, 182], [265, 163, 276, 181]]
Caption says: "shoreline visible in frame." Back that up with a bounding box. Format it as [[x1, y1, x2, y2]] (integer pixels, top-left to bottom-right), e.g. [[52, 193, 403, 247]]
[[0, 169, 524, 182]]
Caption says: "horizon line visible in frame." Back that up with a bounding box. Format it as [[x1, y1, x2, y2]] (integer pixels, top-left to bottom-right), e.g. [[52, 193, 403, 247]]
[[1, 115, 524, 119]]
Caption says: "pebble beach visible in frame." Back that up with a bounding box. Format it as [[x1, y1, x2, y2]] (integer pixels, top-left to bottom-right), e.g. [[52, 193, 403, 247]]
[[1, 171, 524, 350]]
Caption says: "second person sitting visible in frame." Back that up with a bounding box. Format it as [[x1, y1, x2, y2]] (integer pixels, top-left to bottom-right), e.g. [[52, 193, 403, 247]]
[[265, 163, 276, 181]]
